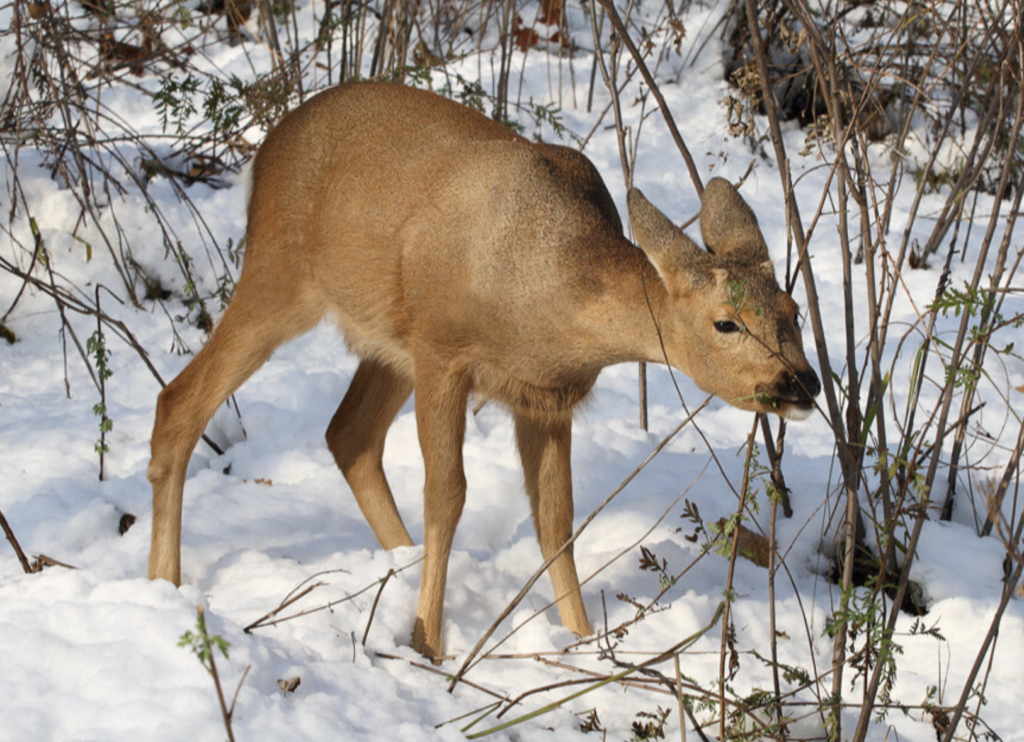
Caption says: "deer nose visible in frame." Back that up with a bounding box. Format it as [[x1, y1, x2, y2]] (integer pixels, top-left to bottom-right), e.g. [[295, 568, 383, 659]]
[[786, 370, 821, 401]]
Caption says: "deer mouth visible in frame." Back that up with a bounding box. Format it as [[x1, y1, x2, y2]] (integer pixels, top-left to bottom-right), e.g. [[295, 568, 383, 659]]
[[757, 370, 821, 421], [750, 391, 814, 420], [776, 398, 815, 421]]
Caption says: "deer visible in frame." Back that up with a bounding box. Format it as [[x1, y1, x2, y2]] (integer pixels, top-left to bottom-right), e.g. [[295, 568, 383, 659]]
[[147, 81, 821, 660]]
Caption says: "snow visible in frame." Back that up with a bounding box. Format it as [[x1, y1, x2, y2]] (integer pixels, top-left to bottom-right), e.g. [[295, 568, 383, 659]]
[[2, 1, 1023, 741]]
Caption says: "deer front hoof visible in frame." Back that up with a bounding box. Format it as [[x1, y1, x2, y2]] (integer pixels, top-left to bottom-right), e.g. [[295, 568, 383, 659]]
[[412, 618, 444, 664]]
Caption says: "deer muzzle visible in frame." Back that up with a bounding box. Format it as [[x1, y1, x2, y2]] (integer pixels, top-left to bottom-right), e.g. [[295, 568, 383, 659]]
[[771, 368, 821, 420], [785, 369, 821, 402]]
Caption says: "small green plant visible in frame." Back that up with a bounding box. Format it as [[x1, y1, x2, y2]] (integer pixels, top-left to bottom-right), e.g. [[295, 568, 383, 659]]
[[710, 515, 742, 559], [179, 608, 232, 665], [173, 243, 214, 332], [751, 649, 814, 689], [912, 157, 965, 194], [524, 98, 576, 143], [179, 607, 249, 742], [214, 274, 235, 310], [725, 278, 755, 321], [86, 328, 113, 479], [930, 282, 994, 319], [154, 70, 289, 153], [201, 76, 246, 139], [439, 75, 488, 113], [638, 545, 677, 591], [153, 74, 200, 137], [677, 498, 712, 548], [631, 706, 671, 740], [825, 585, 905, 718], [171, 0, 192, 28], [577, 708, 604, 734]]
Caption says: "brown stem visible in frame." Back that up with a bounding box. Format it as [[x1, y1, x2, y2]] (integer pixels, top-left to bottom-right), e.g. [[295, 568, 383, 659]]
[[594, 0, 704, 197], [0, 506, 33, 574], [718, 418, 758, 739], [362, 568, 396, 645], [197, 607, 238, 742], [939, 433, 1024, 742]]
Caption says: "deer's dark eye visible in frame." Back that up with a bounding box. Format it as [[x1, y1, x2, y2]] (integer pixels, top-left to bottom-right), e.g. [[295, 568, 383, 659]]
[[794, 313, 802, 329], [714, 320, 741, 334]]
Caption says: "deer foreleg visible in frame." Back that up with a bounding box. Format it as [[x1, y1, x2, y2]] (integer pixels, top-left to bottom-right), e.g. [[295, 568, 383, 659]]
[[411, 364, 470, 659], [514, 410, 592, 638]]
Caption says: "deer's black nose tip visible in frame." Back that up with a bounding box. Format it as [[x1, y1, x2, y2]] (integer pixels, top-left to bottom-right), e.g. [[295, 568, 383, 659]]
[[787, 370, 821, 401]]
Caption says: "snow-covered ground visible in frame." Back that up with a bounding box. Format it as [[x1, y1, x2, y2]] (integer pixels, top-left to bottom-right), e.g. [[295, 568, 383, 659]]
[[2, 2, 1023, 740]]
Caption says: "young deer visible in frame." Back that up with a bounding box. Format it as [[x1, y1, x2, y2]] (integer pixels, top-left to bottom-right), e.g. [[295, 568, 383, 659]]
[[147, 81, 820, 659]]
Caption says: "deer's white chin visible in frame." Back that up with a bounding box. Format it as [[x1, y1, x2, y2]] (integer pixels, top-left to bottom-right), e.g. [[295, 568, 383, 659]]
[[779, 402, 814, 422]]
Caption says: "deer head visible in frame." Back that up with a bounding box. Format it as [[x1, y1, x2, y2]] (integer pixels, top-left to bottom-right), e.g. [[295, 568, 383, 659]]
[[628, 178, 820, 420]]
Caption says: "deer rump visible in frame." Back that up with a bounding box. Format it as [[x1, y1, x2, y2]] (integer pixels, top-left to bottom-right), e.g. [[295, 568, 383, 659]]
[[147, 81, 820, 659]]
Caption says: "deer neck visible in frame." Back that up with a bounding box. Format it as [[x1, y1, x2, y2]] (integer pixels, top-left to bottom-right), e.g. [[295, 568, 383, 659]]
[[578, 241, 684, 372]]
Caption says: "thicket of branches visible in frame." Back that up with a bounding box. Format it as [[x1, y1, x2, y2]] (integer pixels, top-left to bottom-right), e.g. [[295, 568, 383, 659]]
[[2, 0, 1023, 740]]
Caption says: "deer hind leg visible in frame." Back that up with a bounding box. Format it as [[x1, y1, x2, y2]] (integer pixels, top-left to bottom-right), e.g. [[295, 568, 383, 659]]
[[514, 411, 592, 637], [147, 282, 320, 586], [410, 362, 471, 659], [326, 358, 414, 549]]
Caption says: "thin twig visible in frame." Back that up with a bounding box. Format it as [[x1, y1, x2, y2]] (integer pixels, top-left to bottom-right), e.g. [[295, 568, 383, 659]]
[[466, 602, 725, 739], [594, 0, 704, 198], [362, 568, 396, 645], [0, 507, 33, 574], [245, 558, 422, 632], [448, 399, 710, 692]]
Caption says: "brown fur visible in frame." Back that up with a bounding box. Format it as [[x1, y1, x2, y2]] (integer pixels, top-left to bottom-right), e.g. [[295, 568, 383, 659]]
[[147, 81, 820, 659]]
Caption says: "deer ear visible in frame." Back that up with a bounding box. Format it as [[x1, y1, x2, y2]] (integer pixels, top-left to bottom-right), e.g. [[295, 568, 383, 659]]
[[700, 178, 769, 260], [628, 188, 706, 286]]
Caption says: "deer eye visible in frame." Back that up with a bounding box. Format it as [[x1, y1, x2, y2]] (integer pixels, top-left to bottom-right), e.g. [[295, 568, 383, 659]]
[[794, 312, 802, 329], [714, 320, 741, 334]]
